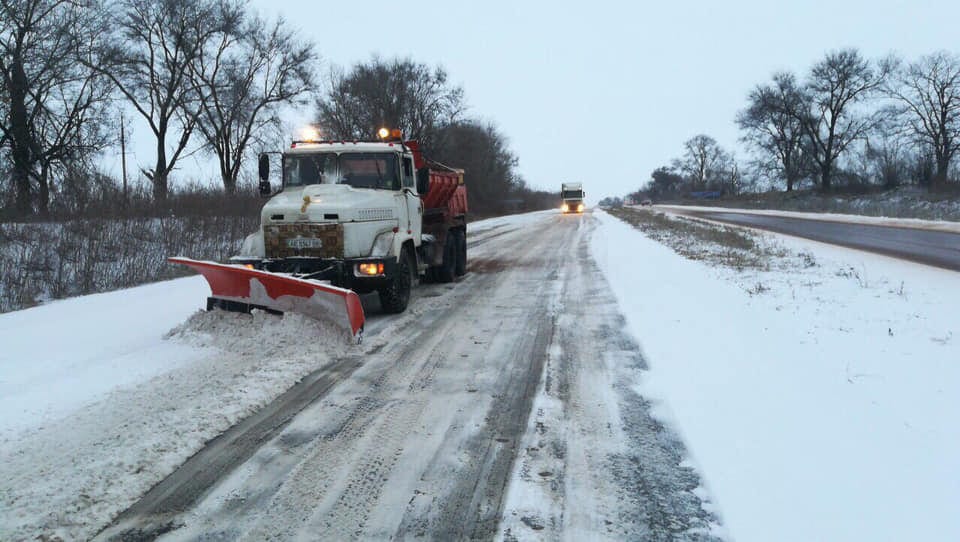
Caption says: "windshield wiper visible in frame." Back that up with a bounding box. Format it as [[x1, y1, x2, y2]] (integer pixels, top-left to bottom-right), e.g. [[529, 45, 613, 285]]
[[373, 159, 385, 188]]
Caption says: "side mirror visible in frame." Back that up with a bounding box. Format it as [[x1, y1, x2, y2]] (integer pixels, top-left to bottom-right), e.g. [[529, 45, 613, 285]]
[[416, 168, 430, 195], [258, 153, 272, 198], [258, 153, 270, 181]]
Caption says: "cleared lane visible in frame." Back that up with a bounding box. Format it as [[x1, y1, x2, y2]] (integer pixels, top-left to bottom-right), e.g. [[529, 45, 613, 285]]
[[677, 210, 960, 272]]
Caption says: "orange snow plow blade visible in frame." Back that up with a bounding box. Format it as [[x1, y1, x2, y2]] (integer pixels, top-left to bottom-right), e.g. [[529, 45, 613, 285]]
[[169, 257, 364, 340]]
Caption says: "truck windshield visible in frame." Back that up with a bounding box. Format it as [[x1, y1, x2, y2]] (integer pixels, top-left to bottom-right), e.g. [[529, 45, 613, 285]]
[[283, 152, 400, 190], [562, 190, 584, 199], [283, 154, 338, 187], [339, 153, 399, 190]]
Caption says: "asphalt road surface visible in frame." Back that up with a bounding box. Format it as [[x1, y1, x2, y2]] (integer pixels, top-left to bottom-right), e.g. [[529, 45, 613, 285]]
[[674, 209, 960, 272], [97, 213, 721, 541]]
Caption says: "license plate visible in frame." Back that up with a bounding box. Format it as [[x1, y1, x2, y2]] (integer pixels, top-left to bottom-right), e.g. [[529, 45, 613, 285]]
[[286, 237, 323, 249]]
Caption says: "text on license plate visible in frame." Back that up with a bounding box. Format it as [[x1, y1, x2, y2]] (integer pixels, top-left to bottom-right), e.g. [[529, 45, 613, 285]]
[[286, 237, 323, 249]]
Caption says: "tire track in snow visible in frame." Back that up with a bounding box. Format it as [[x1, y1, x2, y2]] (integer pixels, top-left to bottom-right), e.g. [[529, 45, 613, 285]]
[[498, 214, 724, 541], [400, 227, 566, 539]]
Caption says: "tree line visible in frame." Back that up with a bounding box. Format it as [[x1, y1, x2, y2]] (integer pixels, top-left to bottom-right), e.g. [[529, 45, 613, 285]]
[[0, 0, 549, 220], [633, 48, 960, 201]]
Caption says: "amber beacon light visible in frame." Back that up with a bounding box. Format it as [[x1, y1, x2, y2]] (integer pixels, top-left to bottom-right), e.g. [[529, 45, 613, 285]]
[[377, 127, 403, 140]]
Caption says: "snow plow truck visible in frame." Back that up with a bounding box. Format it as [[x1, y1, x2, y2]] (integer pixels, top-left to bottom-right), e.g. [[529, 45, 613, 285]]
[[170, 128, 468, 342]]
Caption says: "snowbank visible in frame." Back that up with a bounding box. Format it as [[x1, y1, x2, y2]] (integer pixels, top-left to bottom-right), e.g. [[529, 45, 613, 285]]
[[592, 210, 960, 541], [0, 277, 348, 540]]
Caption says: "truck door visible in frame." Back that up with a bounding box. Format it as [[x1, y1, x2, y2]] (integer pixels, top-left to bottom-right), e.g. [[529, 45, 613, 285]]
[[401, 155, 423, 245]]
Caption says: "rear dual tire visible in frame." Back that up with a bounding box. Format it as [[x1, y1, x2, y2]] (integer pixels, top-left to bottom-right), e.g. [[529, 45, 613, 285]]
[[435, 229, 466, 283], [435, 232, 457, 283], [454, 229, 466, 277]]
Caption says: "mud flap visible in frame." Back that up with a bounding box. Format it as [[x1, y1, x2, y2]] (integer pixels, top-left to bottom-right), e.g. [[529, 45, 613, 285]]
[[169, 257, 364, 342]]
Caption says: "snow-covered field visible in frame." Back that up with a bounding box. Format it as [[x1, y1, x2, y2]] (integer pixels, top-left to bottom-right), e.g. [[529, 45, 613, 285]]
[[592, 210, 960, 541], [1, 208, 958, 540]]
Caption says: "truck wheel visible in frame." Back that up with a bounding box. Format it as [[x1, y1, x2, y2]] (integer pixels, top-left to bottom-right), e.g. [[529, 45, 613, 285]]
[[379, 248, 414, 313], [436, 232, 457, 283], [454, 229, 466, 277]]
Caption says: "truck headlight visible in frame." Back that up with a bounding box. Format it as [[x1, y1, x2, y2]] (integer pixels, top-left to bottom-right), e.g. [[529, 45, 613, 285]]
[[577, 203, 584, 212], [561, 203, 569, 212], [356, 262, 385, 276]]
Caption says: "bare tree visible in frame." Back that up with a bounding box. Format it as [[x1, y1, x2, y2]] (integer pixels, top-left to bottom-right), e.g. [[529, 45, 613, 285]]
[[0, 0, 114, 216], [646, 166, 685, 199], [191, 13, 316, 193], [737, 72, 811, 191], [431, 120, 519, 214], [794, 49, 889, 191], [674, 135, 713, 188], [34, 14, 115, 214], [0, 0, 49, 216], [673, 134, 735, 191], [317, 57, 465, 148], [864, 133, 910, 188], [885, 51, 960, 190], [96, 0, 242, 201]]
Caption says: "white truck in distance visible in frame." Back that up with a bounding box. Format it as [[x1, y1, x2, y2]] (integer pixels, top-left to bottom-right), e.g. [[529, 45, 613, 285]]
[[561, 182, 585, 213]]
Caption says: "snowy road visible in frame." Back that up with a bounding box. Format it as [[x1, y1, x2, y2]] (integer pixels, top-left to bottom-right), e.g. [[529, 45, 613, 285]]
[[5, 208, 957, 541], [97, 212, 719, 540]]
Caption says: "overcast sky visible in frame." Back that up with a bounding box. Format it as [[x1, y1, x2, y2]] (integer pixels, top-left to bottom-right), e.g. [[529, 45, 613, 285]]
[[129, 0, 959, 201]]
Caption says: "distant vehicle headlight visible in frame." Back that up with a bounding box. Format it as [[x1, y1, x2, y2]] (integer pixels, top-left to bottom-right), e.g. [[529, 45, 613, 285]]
[[561, 203, 570, 212], [577, 203, 584, 212]]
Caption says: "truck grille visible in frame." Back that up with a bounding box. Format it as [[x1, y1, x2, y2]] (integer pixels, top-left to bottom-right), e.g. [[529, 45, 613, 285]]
[[357, 208, 394, 221], [264, 223, 344, 259]]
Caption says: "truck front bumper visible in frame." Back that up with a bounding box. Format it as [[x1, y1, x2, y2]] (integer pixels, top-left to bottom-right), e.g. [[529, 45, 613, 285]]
[[236, 256, 399, 294]]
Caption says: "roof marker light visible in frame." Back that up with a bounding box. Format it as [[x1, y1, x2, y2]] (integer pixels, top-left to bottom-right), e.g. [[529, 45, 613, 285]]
[[300, 125, 321, 142]]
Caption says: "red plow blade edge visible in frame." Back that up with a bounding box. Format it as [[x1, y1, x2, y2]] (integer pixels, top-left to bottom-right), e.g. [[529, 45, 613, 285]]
[[168, 257, 364, 340]]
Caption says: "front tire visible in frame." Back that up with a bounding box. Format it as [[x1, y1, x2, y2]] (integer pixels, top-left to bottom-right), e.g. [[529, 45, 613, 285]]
[[378, 248, 414, 313]]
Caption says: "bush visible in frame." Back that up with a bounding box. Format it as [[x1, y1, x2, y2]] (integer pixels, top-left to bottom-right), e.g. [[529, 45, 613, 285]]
[[0, 214, 259, 312], [0, 183, 263, 313]]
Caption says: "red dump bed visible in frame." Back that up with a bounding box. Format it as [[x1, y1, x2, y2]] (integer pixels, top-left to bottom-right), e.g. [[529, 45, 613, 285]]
[[406, 141, 468, 220], [422, 169, 467, 217]]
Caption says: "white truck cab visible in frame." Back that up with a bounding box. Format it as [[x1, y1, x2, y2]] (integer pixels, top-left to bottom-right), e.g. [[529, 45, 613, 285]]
[[242, 141, 423, 262], [236, 133, 466, 314]]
